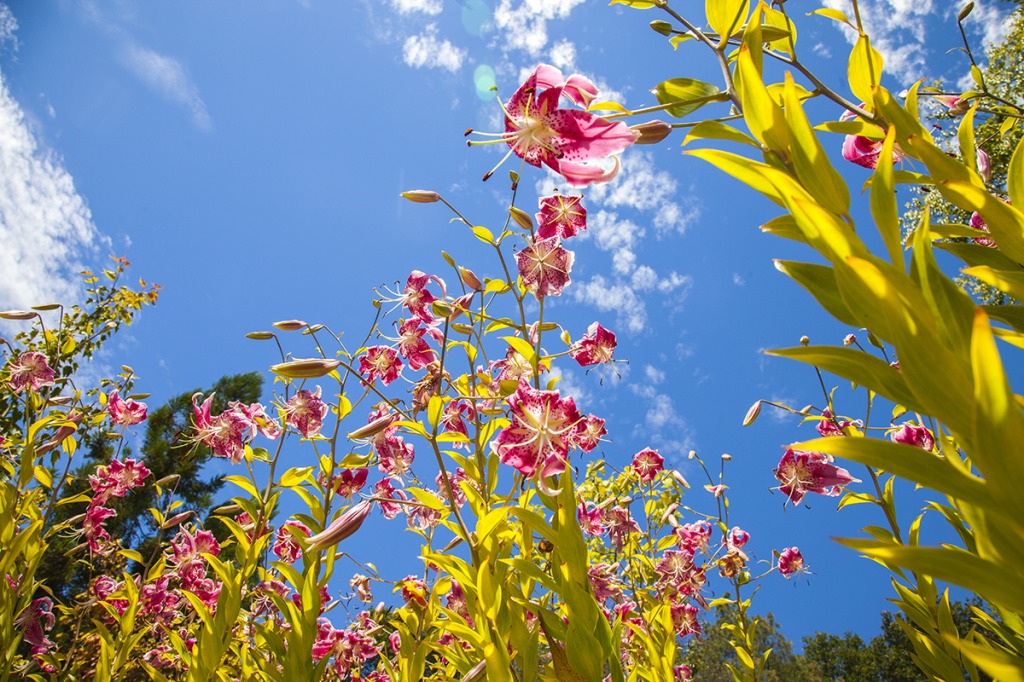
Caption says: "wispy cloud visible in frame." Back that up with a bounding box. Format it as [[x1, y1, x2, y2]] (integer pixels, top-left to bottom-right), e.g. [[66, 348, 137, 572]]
[[0, 72, 104, 323], [403, 24, 468, 72], [120, 42, 212, 131], [492, 0, 588, 56], [389, 0, 443, 15], [0, 3, 17, 51], [820, 0, 1012, 84]]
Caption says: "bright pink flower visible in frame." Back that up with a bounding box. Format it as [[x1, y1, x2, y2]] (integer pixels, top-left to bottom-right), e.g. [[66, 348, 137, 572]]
[[435, 467, 468, 507], [578, 502, 607, 536], [774, 449, 858, 505], [840, 109, 903, 170], [442, 400, 475, 448], [191, 393, 254, 463], [891, 422, 935, 452], [376, 432, 415, 477], [273, 519, 311, 564], [14, 597, 55, 665], [171, 527, 221, 566], [375, 477, 408, 519], [407, 493, 443, 530], [935, 95, 970, 114], [977, 148, 991, 182], [569, 414, 606, 452], [816, 408, 855, 438], [674, 521, 711, 553], [670, 603, 701, 638], [401, 271, 446, 324], [473, 64, 636, 186], [516, 236, 574, 299], [107, 390, 148, 426], [89, 458, 151, 505], [674, 664, 694, 681], [359, 345, 403, 385], [569, 322, 617, 366], [727, 527, 750, 549], [282, 387, 329, 438], [632, 448, 664, 482], [491, 382, 581, 489], [333, 468, 369, 498], [588, 563, 623, 603], [655, 550, 696, 592], [536, 194, 587, 240], [970, 210, 996, 247], [491, 345, 538, 385], [7, 352, 55, 393], [233, 401, 282, 440], [139, 576, 179, 622], [605, 505, 640, 551], [83, 505, 116, 554], [778, 547, 805, 577], [396, 319, 439, 370]]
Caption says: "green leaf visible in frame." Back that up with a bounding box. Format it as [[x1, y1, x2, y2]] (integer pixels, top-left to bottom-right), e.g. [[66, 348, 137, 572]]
[[848, 34, 884, 104], [810, 7, 852, 26], [706, 0, 750, 42], [471, 225, 495, 245], [958, 103, 979, 174], [427, 395, 444, 429], [783, 73, 850, 216], [651, 78, 722, 118], [683, 120, 759, 148], [773, 260, 858, 326], [1008, 132, 1024, 210], [736, 46, 790, 153], [815, 119, 885, 139], [869, 127, 903, 265]]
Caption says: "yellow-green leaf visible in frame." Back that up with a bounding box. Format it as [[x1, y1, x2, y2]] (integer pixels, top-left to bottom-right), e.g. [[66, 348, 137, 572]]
[[848, 34, 883, 104], [651, 78, 722, 118]]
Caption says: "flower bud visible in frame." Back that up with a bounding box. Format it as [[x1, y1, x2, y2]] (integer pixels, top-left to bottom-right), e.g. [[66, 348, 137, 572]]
[[672, 470, 691, 489], [273, 320, 307, 331], [800, 335, 810, 346], [936, 95, 970, 115], [400, 190, 441, 203], [661, 502, 680, 526], [650, 19, 673, 36], [742, 400, 762, 427], [632, 120, 672, 145], [0, 310, 37, 320], [155, 474, 182, 488], [307, 500, 373, 550], [460, 267, 482, 291], [687, 450, 696, 460], [843, 333, 856, 346], [977, 148, 991, 182], [721, 453, 732, 461], [430, 300, 455, 319], [270, 358, 341, 378], [509, 206, 534, 231], [161, 511, 194, 529], [48, 395, 73, 406], [246, 331, 275, 340], [348, 412, 399, 440]]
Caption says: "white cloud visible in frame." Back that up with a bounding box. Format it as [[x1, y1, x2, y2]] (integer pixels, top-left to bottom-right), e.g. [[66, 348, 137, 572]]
[[628, 382, 695, 453], [586, 152, 698, 236], [121, 43, 211, 131], [492, 0, 588, 56], [572, 275, 647, 333], [0, 3, 17, 51], [389, 0, 443, 15], [549, 365, 589, 406], [0, 72, 104, 321], [549, 39, 577, 72], [820, 0, 1012, 84], [733, 273, 745, 286], [644, 365, 665, 385], [402, 24, 468, 73]]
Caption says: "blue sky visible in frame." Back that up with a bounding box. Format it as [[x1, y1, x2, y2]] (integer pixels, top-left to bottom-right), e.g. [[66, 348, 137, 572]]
[[0, 0, 1015, 648]]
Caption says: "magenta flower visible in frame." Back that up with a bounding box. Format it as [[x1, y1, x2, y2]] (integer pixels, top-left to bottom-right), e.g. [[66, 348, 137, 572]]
[[727, 527, 750, 549], [396, 319, 439, 370], [441, 400, 475, 448], [83, 505, 117, 554], [773, 448, 858, 505], [472, 64, 636, 186], [516, 236, 574, 299], [935, 95, 970, 114], [359, 345, 403, 385], [588, 563, 623, 603], [282, 387, 329, 438], [14, 597, 55, 664], [891, 422, 935, 452], [273, 519, 311, 564], [536, 194, 587, 240], [491, 382, 581, 490], [89, 458, 151, 505], [670, 604, 701, 638], [374, 477, 407, 520], [7, 352, 55, 393], [816, 408, 855, 438], [970, 210, 996, 247], [840, 109, 903, 169], [435, 467, 468, 507], [778, 547, 805, 577], [400, 271, 445, 324], [191, 393, 255, 463], [605, 505, 640, 551], [631, 448, 665, 482], [376, 432, 415, 477], [577, 502, 607, 536], [107, 390, 148, 426], [674, 521, 711, 553], [333, 468, 369, 498], [399, 575, 428, 609], [569, 322, 617, 367], [568, 414, 606, 453]]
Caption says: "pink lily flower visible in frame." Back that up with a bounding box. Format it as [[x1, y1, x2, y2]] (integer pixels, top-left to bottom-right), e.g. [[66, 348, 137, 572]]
[[569, 322, 617, 366], [536, 193, 587, 240], [515, 236, 574, 299], [631, 447, 665, 482], [469, 64, 637, 186], [491, 381, 581, 492], [839, 109, 903, 170], [891, 422, 935, 452], [7, 351, 55, 393], [107, 390, 148, 426], [359, 345, 403, 385], [778, 546, 805, 577], [773, 448, 859, 505], [568, 414, 607, 453], [282, 387, 329, 438]]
